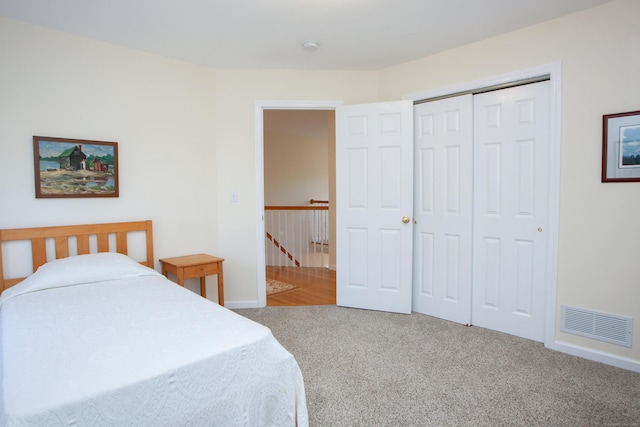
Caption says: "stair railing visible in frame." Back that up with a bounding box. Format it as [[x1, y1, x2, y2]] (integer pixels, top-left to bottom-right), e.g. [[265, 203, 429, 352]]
[[265, 203, 329, 268]]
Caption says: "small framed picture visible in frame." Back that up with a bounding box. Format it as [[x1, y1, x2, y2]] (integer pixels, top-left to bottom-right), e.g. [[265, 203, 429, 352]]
[[602, 110, 640, 182], [33, 136, 119, 198]]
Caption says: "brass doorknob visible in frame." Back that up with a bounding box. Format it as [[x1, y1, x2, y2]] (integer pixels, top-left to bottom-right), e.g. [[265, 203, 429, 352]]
[[402, 216, 411, 224]]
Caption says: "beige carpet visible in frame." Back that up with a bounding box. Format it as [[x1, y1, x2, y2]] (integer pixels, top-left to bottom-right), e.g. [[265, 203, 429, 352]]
[[266, 278, 297, 295], [236, 305, 640, 427]]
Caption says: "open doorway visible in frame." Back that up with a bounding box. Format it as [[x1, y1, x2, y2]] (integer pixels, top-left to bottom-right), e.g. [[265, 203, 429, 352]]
[[262, 108, 336, 306]]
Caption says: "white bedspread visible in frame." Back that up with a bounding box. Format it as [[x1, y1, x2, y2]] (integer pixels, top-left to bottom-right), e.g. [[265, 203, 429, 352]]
[[0, 254, 308, 426]]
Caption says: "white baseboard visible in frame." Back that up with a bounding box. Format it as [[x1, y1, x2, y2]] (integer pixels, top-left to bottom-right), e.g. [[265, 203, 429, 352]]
[[550, 340, 640, 373], [224, 300, 262, 309]]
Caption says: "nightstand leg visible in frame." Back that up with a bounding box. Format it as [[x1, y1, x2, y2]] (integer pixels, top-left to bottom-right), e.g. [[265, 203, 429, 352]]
[[177, 269, 185, 287], [217, 268, 224, 307], [200, 277, 206, 298]]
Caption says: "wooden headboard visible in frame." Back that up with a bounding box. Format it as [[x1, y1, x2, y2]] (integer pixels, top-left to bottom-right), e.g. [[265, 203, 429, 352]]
[[0, 220, 154, 291]]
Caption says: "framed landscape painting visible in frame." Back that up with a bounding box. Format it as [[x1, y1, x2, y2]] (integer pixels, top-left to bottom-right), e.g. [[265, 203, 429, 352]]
[[602, 110, 640, 182], [33, 136, 119, 198]]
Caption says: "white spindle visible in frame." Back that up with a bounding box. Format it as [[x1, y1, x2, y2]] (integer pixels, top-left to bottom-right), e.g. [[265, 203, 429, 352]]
[[264, 204, 329, 268]]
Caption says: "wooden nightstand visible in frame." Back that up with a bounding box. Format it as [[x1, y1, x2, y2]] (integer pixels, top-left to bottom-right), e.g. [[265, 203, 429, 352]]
[[159, 254, 225, 306]]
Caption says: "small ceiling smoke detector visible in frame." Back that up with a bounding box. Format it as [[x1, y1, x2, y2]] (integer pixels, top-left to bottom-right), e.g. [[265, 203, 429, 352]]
[[302, 40, 320, 51]]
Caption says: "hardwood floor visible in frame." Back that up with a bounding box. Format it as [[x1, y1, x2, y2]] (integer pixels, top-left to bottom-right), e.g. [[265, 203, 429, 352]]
[[266, 266, 336, 306]]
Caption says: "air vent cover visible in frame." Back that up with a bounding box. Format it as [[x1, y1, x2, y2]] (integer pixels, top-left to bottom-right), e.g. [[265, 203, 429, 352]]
[[561, 305, 632, 347]]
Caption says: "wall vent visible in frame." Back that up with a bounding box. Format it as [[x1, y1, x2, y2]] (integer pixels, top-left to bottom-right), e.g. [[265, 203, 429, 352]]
[[560, 305, 632, 347]]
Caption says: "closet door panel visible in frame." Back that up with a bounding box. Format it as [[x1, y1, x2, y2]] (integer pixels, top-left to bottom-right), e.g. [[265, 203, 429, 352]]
[[412, 94, 473, 325]]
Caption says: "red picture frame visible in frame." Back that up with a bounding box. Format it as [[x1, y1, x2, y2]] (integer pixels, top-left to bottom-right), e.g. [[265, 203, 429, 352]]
[[602, 110, 640, 182]]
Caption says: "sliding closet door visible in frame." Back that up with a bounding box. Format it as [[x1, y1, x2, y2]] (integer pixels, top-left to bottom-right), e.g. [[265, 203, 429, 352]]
[[472, 81, 550, 342], [412, 95, 473, 324]]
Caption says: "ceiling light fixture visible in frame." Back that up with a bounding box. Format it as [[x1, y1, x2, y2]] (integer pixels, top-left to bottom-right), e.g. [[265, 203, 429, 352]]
[[302, 40, 320, 51]]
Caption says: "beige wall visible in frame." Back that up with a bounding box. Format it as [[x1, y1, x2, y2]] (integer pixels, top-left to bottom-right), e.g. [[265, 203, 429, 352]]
[[0, 17, 220, 296], [212, 70, 378, 303], [263, 110, 330, 206], [0, 18, 378, 304], [379, 0, 640, 364], [1, 0, 639, 368]]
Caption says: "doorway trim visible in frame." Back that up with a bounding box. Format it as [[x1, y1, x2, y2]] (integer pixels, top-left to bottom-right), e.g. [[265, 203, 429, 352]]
[[254, 100, 343, 307], [404, 62, 562, 349]]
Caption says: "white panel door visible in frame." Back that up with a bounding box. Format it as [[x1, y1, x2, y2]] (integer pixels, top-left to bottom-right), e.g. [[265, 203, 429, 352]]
[[472, 81, 550, 342], [336, 100, 414, 314], [412, 95, 473, 324]]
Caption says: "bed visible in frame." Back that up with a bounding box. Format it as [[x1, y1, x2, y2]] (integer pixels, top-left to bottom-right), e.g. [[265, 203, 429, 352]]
[[0, 220, 308, 426]]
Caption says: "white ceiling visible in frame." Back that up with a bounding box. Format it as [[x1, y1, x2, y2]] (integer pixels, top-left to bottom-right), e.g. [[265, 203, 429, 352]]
[[0, 0, 613, 71]]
